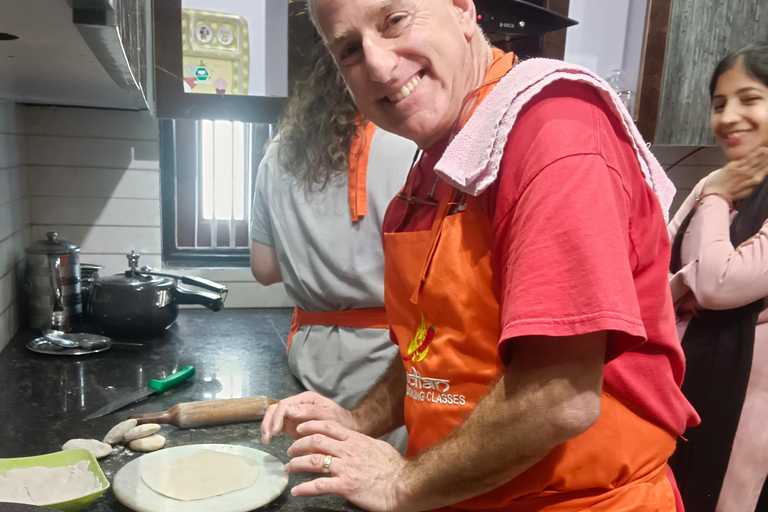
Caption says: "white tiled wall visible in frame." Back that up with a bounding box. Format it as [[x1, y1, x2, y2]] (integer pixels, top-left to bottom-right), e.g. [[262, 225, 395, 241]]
[[650, 145, 729, 218], [23, 106, 291, 312], [0, 101, 31, 353]]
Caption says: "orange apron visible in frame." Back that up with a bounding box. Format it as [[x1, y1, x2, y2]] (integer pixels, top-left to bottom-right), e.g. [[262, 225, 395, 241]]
[[383, 165, 678, 508], [286, 121, 388, 355]]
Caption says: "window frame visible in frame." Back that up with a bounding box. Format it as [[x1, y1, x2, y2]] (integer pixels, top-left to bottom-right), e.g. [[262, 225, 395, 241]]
[[160, 119, 252, 268]]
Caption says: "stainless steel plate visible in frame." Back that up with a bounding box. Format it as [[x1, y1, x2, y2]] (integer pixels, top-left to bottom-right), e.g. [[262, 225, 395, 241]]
[[26, 337, 111, 356]]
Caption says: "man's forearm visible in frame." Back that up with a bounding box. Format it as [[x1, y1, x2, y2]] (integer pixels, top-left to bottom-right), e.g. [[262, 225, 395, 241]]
[[351, 354, 407, 438], [397, 333, 606, 511]]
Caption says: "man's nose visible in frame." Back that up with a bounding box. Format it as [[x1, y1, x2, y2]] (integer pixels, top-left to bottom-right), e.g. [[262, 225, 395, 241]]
[[362, 36, 398, 84]]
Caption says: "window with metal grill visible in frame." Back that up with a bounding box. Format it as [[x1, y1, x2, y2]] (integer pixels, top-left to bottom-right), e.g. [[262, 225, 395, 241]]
[[160, 118, 275, 267]]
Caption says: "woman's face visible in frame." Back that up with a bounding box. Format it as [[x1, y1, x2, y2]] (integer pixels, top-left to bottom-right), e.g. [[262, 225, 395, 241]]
[[711, 62, 768, 161]]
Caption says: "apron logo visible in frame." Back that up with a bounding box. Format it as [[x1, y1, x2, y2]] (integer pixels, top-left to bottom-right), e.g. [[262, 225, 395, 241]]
[[403, 314, 435, 362]]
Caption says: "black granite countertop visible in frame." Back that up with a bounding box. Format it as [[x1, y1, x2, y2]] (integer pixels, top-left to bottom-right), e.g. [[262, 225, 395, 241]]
[[0, 309, 362, 512]]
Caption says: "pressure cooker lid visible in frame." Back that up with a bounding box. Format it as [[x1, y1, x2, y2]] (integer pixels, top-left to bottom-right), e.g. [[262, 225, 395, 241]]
[[98, 272, 172, 288], [25, 232, 80, 255]]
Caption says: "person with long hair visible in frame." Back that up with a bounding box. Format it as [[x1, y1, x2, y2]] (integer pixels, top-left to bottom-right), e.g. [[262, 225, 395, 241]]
[[668, 43, 768, 512], [249, 42, 417, 452]]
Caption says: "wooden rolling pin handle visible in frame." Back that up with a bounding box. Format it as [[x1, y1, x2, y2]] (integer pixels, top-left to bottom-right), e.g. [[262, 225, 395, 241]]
[[130, 396, 279, 429]]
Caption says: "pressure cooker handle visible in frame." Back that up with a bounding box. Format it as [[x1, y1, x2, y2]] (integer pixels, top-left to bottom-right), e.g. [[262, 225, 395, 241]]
[[180, 275, 229, 295], [171, 287, 226, 312]]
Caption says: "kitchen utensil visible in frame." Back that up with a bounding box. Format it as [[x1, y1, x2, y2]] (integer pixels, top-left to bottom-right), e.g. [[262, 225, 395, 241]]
[[83, 366, 196, 421], [129, 396, 278, 428], [26, 337, 111, 356], [24, 232, 82, 333], [112, 444, 288, 512], [88, 252, 228, 338], [0, 448, 109, 512], [42, 330, 143, 351]]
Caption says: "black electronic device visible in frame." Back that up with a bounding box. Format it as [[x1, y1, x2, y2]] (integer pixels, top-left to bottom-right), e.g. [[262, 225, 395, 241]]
[[476, 0, 577, 37]]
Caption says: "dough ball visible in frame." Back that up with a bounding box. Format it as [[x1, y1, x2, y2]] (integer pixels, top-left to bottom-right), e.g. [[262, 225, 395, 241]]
[[122, 423, 161, 443], [61, 438, 113, 459], [103, 418, 138, 445], [129, 434, 166, 452]]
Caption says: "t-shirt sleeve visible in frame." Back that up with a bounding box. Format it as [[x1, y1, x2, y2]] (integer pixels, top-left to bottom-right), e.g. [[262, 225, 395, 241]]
[[250, 143, 276, 246], [493, 105, 647, 362]]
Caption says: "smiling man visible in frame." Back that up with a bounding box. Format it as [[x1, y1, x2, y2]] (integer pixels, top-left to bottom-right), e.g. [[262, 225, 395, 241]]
[[261, 0, 699, 510]]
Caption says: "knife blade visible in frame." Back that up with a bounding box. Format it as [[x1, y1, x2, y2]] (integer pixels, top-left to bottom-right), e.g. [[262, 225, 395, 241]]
[[83, 366, 195, 421]]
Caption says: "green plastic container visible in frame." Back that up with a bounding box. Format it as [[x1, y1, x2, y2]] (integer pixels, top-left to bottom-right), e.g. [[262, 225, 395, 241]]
[[0, 449, 110, 511]]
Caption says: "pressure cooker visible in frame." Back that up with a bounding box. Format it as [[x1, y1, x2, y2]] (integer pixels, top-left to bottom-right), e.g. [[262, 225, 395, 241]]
[[88, 252, 228, 338]]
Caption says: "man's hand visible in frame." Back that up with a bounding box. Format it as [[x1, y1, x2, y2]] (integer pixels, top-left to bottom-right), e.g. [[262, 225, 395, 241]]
[[284, 420, 411, 512], [260, 392, 357, 444], [703, 146, 768, 201]]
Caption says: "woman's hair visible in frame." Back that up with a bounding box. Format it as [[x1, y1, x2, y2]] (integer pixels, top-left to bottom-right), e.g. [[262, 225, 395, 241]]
[[276, 40, 361, 190], [710, 42, 768, 98]]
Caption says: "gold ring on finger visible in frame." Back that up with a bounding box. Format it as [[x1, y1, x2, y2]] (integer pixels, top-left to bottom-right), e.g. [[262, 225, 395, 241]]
[[322, 454, 332, 474]]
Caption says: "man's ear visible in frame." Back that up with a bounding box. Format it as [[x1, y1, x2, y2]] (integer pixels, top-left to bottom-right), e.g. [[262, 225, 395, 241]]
[[452, 0, 478, 40]]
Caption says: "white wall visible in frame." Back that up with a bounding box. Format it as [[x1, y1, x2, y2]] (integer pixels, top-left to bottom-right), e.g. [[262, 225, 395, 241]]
[[0, 101, 31, 353], [23, 105, 291, 311], [565, 0, 648, 93]]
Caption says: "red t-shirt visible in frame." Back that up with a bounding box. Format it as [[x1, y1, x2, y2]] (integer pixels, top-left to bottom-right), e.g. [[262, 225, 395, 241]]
[[383, 80, 699, 435]]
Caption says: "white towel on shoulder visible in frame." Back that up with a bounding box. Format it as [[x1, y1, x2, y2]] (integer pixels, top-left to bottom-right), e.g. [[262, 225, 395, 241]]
[[434, 58, 675, 222]]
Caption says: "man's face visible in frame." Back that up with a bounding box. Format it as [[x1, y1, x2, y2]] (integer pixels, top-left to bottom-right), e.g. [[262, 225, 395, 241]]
[[313, 0, 479, 149]]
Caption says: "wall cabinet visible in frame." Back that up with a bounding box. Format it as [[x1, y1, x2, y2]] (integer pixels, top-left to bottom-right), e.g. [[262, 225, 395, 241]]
[[637, 0, 768, 146]]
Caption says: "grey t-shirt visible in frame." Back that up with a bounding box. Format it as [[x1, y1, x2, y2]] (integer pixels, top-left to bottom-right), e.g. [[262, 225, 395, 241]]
[[250, 127, 417, 421]]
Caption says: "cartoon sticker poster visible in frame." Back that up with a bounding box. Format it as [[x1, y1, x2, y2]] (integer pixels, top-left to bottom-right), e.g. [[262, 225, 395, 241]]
[[181, 9, 250, 96]]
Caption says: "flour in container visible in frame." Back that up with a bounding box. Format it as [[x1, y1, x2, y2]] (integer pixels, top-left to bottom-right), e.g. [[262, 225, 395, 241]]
[[0, 460, 103, 505]]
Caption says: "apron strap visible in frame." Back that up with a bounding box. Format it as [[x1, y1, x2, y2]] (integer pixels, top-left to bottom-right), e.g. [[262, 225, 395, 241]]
[[410, 180, 457, 304], [348, 122, 377, 223], [286, 305, 390, 355]]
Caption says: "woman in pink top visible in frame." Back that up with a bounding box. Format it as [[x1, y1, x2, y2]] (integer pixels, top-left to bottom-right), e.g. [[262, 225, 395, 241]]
[[668, 43, 768, 512]]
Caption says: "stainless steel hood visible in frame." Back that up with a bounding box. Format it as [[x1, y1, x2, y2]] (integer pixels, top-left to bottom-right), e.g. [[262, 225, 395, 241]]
[[70, 0, 153, 111], [0, 0, 151, 110]]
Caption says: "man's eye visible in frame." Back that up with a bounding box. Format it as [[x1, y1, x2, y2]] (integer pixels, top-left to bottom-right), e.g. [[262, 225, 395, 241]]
[[386, 14, 407, 30], [339, 45, 360, 62]]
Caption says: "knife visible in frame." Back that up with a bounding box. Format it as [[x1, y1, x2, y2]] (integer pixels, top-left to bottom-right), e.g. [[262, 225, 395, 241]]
[[83, 366, 196, 421]]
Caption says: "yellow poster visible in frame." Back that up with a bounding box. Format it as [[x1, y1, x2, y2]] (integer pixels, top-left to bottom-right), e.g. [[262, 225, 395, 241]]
[[181, 9, 250, 96]]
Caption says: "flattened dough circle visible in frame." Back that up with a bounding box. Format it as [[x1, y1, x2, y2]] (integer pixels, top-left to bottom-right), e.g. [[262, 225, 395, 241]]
[[141, 449, 260, 501]]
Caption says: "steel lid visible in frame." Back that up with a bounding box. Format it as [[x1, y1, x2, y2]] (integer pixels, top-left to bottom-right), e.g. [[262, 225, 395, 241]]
[[97, 272, 172, 289], [25, 232, 80, 255]]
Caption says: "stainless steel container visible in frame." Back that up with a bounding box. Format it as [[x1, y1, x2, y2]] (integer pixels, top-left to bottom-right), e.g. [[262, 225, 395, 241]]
[[24, 232, 82, 332]]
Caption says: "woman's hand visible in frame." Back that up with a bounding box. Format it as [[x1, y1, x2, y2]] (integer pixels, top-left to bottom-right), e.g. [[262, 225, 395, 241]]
[[702, 146, 768, 201]]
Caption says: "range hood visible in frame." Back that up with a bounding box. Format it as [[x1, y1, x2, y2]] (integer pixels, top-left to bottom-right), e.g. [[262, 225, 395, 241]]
[[476, 0, 577, 37], [70, 0, 153, 111]]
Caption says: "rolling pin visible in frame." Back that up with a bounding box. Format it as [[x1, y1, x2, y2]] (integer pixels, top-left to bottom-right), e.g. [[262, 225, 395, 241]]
[[129, 396, 278, 428]]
